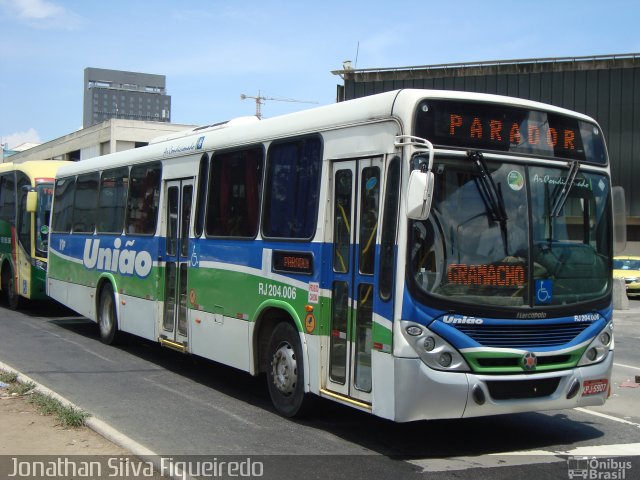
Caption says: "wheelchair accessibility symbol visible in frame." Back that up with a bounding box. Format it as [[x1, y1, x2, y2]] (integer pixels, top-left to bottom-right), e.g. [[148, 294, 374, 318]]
[[535, 280, 553, 304], [190, 244, 199, 267]]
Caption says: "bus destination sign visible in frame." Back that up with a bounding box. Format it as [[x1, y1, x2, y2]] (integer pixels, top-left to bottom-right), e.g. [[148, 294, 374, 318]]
[[414, 99, 607, 165], [272, 251, 314, 275]]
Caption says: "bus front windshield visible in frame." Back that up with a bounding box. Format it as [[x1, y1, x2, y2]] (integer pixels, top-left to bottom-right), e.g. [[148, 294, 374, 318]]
[[409, 156, 611, 310], [35, 183, 54, 258]]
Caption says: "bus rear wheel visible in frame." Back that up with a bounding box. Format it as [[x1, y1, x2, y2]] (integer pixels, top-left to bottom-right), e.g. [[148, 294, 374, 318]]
[[98, 285, 118, 345], [266, 322, 309, 418], [1, 266, 20, 311]]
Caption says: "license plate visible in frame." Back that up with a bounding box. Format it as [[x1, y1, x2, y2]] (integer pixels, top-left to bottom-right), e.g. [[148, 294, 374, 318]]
[[582, 379, 609, 396]]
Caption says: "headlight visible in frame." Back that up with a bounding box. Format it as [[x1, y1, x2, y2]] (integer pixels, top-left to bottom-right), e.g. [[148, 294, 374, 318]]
[[401, 321, 470, 372], [578, 321, 614, 366]]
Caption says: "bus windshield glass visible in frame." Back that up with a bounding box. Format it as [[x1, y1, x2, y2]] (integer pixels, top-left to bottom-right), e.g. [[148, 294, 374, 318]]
[[35, 183, 54, 257], [415, 100, 608, 165], [409, 157, 611, 309]]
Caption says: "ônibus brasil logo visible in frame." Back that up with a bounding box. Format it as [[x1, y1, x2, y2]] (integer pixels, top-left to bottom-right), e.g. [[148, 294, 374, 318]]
[[83, 238, 153, 278]]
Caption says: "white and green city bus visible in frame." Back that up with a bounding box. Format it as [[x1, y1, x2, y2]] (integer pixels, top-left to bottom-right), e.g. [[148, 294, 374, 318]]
[[0, 161, 68, 309], [47, 90, 623, 421]]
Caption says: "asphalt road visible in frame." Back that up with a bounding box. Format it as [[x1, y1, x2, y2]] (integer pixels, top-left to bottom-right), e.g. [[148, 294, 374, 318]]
[[0, 299, 638, 480]]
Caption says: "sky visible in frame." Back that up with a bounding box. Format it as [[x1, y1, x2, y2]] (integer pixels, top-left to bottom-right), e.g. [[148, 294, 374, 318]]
[[1, 0, 639, 149]]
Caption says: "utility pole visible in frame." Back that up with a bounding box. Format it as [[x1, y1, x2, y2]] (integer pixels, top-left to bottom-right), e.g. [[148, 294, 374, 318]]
[[240, 91, 318, 119]]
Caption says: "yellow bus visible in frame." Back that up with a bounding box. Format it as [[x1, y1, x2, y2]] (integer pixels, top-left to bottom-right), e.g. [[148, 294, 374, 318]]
[[0, 160, 69, 309]]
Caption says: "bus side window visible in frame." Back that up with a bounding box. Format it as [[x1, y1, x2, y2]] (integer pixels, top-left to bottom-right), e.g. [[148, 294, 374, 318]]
[[263, 136, 322, 239], [16, 172, 31, 253], [97, 167, 129, 234], [0, 174, 4, 221], [206, 146, 263, 238], [51, 177, 76, 233], [126, 163, 161, 235], [72, 172, 99, 233], [379, 157, 401, 300], [0, 174, 16, 224], [359, 166, 380, 275], [194, 153, 209, 238]]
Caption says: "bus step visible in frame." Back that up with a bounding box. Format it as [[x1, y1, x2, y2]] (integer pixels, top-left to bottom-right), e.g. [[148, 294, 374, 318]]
[[159, 337, 188, 353], [319, 389, 371, 411]]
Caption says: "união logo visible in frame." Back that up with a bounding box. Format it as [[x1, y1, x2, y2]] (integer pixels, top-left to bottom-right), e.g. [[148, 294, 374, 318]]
[[443, 315, 484, 325], [83, 238, 153, 278]]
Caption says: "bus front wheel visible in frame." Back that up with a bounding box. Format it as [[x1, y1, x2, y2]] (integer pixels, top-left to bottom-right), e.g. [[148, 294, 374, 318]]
[[98, 285, 118, 345], [1, 266, 20, 311], [266, 322, 309, 418]]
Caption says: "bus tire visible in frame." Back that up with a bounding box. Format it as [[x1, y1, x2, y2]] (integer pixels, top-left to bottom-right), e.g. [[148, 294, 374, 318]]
[[1, 266, 20, 311], [98, 285, 118, 345], [266, 321, 309, 418]]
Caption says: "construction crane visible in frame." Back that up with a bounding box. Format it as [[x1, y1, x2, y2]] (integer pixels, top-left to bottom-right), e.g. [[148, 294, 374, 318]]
[[240, 91, 318, 119]]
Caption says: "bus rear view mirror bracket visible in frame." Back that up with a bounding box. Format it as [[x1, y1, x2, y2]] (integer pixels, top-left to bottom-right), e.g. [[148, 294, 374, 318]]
[[406, 169, 434, 220], [395, 136, 435, 221]]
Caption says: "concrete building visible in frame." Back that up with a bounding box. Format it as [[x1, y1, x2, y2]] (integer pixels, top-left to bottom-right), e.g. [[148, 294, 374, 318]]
[[84, 68, 171, 128], [333, 53, 640, 249], [1, 142, 39, 161], [6, 118, 197, 163]]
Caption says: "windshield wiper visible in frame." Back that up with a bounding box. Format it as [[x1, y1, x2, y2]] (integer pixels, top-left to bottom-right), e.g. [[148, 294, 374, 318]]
[[468, 150, 509, 255], [550, 159, 580, 217]]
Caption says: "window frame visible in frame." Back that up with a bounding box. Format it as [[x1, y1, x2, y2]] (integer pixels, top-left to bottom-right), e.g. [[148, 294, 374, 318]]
[[72, 171, 100, 234], [97, 166, 130, 235], [205, 145, 265, 240], [16, 172, 32, 252], [0, 173, 16, 223], [261, 134, 324, 241], [125, 162, 162, 236], [51, 176, 76, 234], [379, 156, 401, 301], [194, 153, 209, 238]]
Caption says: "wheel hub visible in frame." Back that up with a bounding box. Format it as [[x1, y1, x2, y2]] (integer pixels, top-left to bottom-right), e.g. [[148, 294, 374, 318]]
[[271, 342, 297, 396]]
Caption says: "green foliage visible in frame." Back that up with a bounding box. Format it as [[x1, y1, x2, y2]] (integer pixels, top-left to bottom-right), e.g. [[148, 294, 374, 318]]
[[29, 392, 90, 428], [7, 381, 35, 396], [0, 371, 18, 383], [1, 369, 90, 428]]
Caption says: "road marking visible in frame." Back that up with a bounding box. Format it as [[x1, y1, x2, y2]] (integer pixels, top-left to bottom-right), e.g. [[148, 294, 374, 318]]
[[574, 407, 640, 429], [497, 442, 640, 456], [614, 362, 640, 371], [142, 377, 261, 428], [410, 443, 640, 472]]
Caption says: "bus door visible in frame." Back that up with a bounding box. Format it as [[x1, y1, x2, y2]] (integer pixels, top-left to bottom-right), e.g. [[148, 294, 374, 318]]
[[326, 157, 382, 404], [161, 178, 194, 349]]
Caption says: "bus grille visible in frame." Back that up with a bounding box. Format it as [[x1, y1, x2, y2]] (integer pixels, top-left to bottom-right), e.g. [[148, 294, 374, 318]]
[[476, 355, 571, 368], [486, 377, 561, 400], [452, 322, 591, 348]]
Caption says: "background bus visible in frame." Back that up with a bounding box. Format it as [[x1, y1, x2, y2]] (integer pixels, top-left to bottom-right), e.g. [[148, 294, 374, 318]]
[[47, 90, 623, 421], [0, 161, 68, 309]]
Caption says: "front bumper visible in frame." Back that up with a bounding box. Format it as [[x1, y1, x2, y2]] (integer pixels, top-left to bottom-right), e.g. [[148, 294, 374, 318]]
[[392, 352, 612, 422]]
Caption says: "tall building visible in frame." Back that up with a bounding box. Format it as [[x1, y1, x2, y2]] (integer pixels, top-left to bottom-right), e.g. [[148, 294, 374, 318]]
[[84, 67, 171, 128]]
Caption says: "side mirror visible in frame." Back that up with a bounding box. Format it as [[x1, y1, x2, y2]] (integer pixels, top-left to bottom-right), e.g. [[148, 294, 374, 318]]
[[406, 169, 434, 220], [612, 186, 626, 254], [26, 191, 37, 213]]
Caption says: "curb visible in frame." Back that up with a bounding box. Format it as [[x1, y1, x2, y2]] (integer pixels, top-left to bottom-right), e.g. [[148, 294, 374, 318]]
[[0, 359, 156, 457], [0, 359, 196, 480], [0, 361, 205, 480]]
